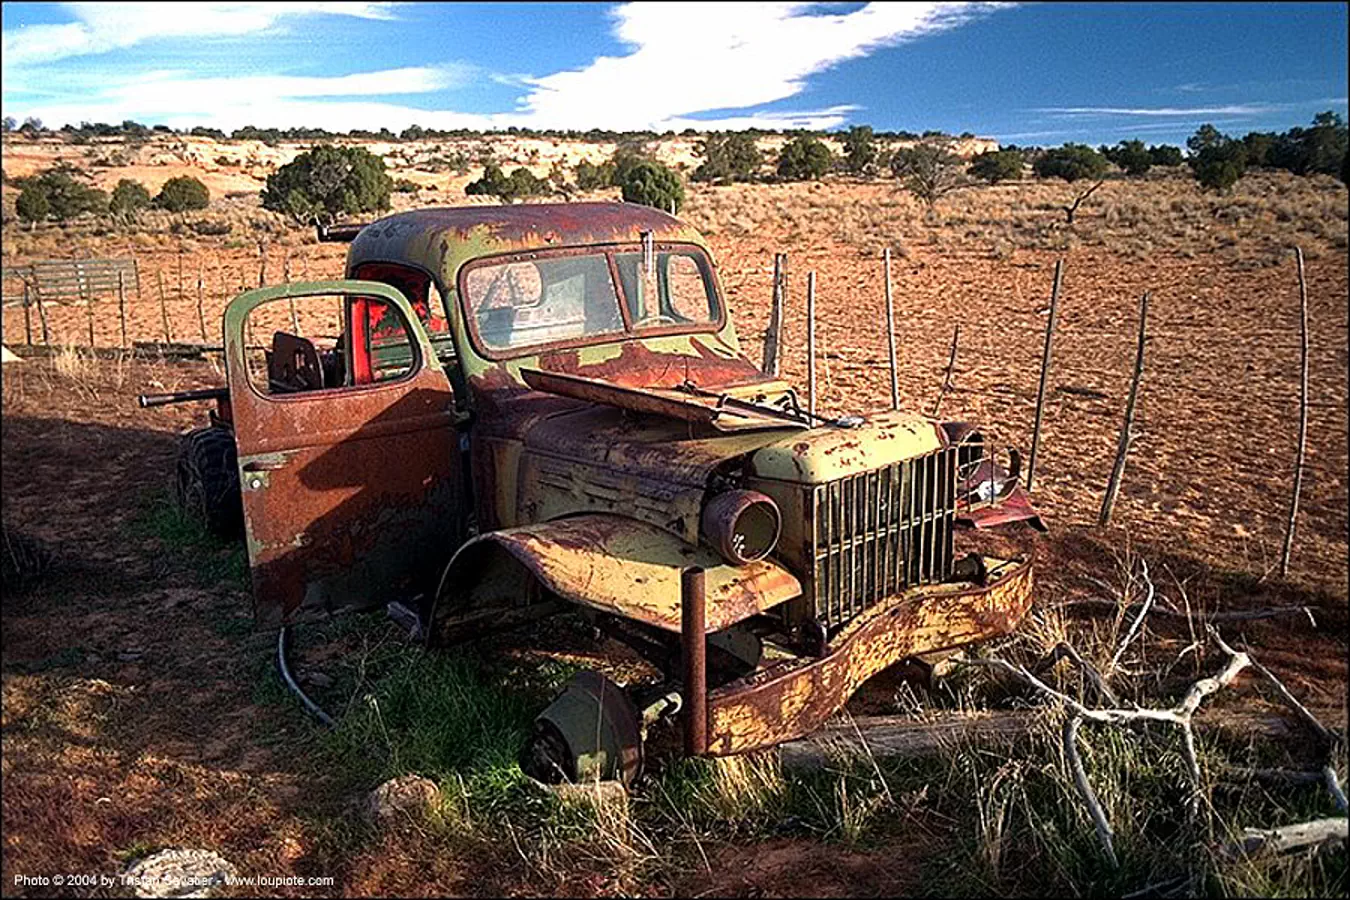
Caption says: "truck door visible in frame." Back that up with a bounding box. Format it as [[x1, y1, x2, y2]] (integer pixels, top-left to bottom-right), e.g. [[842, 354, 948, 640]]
[[224, 280, 461, 625]]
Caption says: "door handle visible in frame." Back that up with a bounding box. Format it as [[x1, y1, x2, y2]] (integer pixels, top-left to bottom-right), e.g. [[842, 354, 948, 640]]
[[242, 459, 286, 473]]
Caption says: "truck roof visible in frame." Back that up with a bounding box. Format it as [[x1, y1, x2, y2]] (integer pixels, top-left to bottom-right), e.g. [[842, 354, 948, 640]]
[[348, 202, 710, 283]]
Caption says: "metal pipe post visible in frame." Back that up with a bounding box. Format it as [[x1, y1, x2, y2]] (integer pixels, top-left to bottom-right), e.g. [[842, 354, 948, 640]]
[[681, 566, 708, 757], [883, 248, 899, 410]]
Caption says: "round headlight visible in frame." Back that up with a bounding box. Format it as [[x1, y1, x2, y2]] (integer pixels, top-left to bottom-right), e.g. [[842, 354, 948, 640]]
[[701, 490, 781, 565]]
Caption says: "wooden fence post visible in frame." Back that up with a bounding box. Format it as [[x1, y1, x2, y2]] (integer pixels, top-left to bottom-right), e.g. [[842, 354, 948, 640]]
[[1280, 248, 1310, 578], [763, 252, 784, 376], [197, 262, 208, 342], [883, 247, 900, 411], [1099, 292, 1149, 527], [932, 323, 960, 417], [258, 239, 268, 287], [83, 274, 95, 348], [1027, 259, 1064, 492], [34, 281, 50, 346], [285, 252, 300, 335], [157, 269, 173, 343], [807, 271, 817, 419], [117, 271, 128, 350], [22, 281, 32, 345]]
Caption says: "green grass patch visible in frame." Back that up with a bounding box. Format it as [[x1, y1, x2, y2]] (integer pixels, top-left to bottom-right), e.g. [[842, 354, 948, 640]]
[[132, 490, 247, 588]]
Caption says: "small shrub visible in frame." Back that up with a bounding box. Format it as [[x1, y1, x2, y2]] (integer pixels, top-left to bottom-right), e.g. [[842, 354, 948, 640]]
[[693, 132, 763, 184], [892, 143, 968, 210], [261, 144, 392, 224], [1109, 140, 1152, 176], [841, 125, 878, 176], [393, 178, 420, 193], [1187, 124, 1247, 193], [464, 165, 550, 203], [110, 178, 152, 218], [154, 175, 210, 211], [617, 160, 684, 212], [14, 168, 107, 223], [1033, 144, 1109, 183], [968, 149, 1025, 184], [776, 136, 833, 181], [575, 159, 615, 190], [15, 185, 50, 224], [1147, 144, 1184, 167]]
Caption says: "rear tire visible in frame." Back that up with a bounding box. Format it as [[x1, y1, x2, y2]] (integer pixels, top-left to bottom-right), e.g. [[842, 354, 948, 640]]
[[175, 427, 242, 539]]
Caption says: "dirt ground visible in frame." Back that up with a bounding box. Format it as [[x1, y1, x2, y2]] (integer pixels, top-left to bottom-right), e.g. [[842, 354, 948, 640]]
[[2, 153, 1347, 896]]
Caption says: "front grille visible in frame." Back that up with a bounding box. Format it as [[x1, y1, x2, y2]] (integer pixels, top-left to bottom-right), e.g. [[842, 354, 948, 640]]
[[810, 447, 957, 632]]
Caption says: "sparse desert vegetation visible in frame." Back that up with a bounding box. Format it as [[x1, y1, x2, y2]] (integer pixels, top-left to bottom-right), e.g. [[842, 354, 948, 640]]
[[2, 123, 1347, 896]]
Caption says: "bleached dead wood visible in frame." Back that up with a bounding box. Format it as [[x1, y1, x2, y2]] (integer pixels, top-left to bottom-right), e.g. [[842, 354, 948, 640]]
[[1220, 817, 1348, 861], [960, 628, 1250, 865], [777, 708, 1299, 772], [778, 710, 1038, 770]]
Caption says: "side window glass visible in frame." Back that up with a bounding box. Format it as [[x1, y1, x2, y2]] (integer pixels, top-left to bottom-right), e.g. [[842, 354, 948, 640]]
[[244, 294, 347, 396]]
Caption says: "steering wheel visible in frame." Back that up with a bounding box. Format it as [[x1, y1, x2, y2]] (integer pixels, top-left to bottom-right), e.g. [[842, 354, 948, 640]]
[[632, 313, 682, 329]]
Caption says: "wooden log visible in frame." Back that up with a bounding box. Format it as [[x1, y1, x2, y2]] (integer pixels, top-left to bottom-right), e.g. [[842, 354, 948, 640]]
[[931, 323, 960, 417], [762, 253, 784, 376], [1027, 259, 1064, 491], [117, 271, 128, 350], [776, 708, 1300, 771], [884, 247, 899, 410], [1280, 247, 1309, 578], [807, 270, 817, 418], [156, 269, 173, 343], [1099, 291, 1148, 526]]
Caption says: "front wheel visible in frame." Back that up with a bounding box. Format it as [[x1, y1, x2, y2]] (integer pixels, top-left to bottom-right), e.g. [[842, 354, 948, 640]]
[[175, 426, 243, 539]]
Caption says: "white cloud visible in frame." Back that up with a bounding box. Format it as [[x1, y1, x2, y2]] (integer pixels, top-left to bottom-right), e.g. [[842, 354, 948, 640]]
[[2, 2, 398, 66], [1036, 104, 1279, 117], [11, 67, 474, 132], [2, 1, 1005, 132], [515, 2, 1006, 130]]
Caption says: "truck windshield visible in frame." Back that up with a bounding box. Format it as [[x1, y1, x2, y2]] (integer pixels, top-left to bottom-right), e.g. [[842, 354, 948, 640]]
[[462, 246, 722, 356], [464, 254, 625, 353]]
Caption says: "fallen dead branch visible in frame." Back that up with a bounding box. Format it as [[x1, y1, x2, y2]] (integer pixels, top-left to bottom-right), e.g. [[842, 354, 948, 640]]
[[1220, 817, 1348, 861], [957, 627, 1250, 865]]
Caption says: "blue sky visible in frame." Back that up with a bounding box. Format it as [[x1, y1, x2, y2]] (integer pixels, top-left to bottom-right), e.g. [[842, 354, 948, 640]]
[[2, 2, 1346, 147]]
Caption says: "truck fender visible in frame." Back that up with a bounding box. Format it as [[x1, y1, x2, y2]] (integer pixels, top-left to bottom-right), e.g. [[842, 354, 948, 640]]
[[428, 513, 801, 646]]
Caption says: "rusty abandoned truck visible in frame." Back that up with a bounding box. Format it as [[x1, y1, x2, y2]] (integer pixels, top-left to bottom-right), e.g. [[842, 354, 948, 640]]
[[140, 202, 1044, 785]]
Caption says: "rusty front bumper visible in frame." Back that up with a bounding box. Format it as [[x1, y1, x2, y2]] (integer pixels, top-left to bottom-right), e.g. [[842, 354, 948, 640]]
[[689, 556, 1033, 757]]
